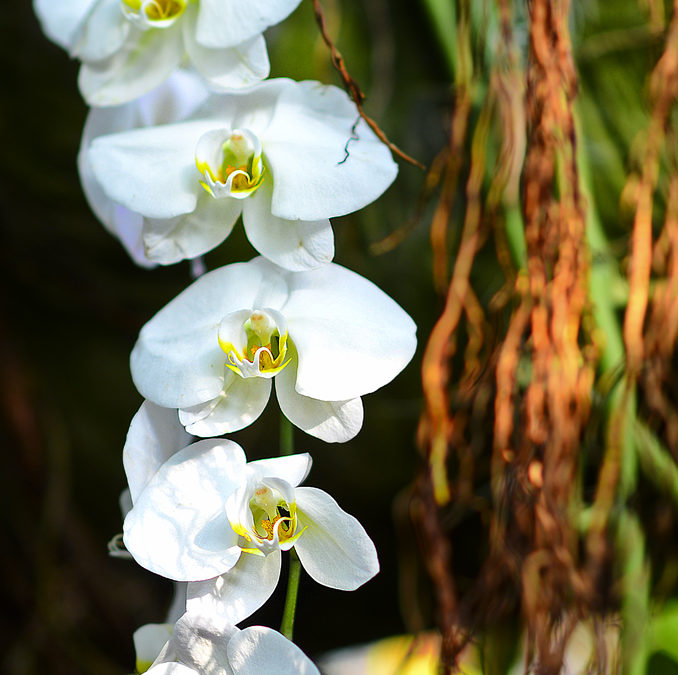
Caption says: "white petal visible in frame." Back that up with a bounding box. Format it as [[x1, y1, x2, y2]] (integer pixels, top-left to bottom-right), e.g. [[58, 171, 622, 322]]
[[275, 355, 363, 442], [294, 487, 379, 590], [33, 0, 99, 51], [283, 263, 417, 400], [135, 69, 211, 126], [186, 550, 281, 625], [123, 440, 246, 581], [79, 23, 184, 106], [196, 0, 303, 48], [88, 118, 214, 217], [184, 13, 269, 90], [179, 373, 272, 436], [134, 623, 173, 672], [262, 81, 398, 220], [246, 453, 312, 487], [228, 626, 320, 675], [142, 193, 242, 264], [131, 261, 287, 409], [123, 401, 191, 504], [160, 611, 236, 675], [166, 583, 188, 624], [147, 663, 197, 675], [78, 70, 209, 265], [79, 109, 152, 265], [242, 182, 334, 271], [72, 0, 130, 62]]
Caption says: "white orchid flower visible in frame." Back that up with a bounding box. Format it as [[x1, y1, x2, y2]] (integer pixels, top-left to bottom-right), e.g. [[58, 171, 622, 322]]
[[123, 400, 191, 504], [123, 440, 379, 623], [32, 0, 301, 105], [142, 611, 319, 674], [130, 257, 417, 442], [134, 623, 174, 673], [84, 78, 398, 270], [78, 69, 209, 266]]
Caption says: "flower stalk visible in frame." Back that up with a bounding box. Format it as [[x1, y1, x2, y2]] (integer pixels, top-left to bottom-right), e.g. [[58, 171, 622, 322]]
[[280, 548, 302, 641], [280, 413, 301, 640]]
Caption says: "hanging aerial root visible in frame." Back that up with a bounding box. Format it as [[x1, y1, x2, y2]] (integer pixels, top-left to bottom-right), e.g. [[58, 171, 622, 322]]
[[310, 0, 425, 170], [624, 0, 678, 377]]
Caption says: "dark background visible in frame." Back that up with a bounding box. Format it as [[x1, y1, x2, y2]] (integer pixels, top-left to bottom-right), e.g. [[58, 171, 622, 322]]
[[0, 1, 446, 672]]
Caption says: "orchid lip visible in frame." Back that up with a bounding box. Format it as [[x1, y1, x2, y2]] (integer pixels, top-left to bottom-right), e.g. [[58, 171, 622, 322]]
[[196, 128, 265, 200], [121, 0, 187, 29], [228, 479, 306, 553], [218, 308, 291, 379]]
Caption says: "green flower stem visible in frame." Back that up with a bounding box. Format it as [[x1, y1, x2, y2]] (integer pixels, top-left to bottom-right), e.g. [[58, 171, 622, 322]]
[[280, 548, 302, 641], [279, 413, 301, 640]]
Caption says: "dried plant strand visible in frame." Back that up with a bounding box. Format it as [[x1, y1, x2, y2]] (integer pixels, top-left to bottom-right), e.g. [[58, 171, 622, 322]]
[[411, 472, 462, 674], [624, 0, 678, 376], [310, 0, 425, 170], [421, 94, 492, 507]]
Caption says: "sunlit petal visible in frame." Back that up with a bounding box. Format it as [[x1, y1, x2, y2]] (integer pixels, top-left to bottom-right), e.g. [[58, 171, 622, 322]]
[[178, 373, 272, 436], [284, 263, 417, 400], [123, 401, 191, 504], [186, 549, 281, 625], [242, 182, 334, 271], [294, 487, 379, 590], [196, 0, 302, 48], [228, 626, 320, 675], [123, 439, 246, 581], [263, 80, 398, 221], [275, 352, 363, 442]]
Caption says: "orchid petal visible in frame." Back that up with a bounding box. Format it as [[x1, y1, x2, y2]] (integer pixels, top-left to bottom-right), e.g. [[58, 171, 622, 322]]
[[131, 262, 287, 409], [247, 453, 312, 488], [134, 623, 173, 673], [79, 22, 184, 106], [78, 70, 209, 265], [275, 353, 364, 442], [33, 0, 99, 51], [166, 583, 188, 624], [186, 549, 281, 625], [72, 0, 130, 62], [200, 80, 289, 132], [283, 262, 417, 400], [147, 663, 196, 675], [178, 373, 272, 436], [123, 440, 246, 581], [142, 193, 242, 265], [294, 487, 379, 590], [196, 0, 303, 48], [158, 612, 236, 675], [228, 626, 320, 675], [79, 129, 151, 265], [88, 118, 214, 217], [123, 401, 191, 504], [242, 182, 334, 271], [262, 81, 398, 221], [183, 12, 269, 90]]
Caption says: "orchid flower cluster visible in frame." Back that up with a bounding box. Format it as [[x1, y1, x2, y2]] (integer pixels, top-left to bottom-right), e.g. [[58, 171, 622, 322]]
[[34, 0, 417, 671]]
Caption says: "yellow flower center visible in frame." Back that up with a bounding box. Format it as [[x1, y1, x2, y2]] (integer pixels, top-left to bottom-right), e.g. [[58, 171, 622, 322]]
[[121, 0, 187, 24], [218, 310, 291, 378], [196, 130, 265, 200], [249, 486, 297, 544]]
